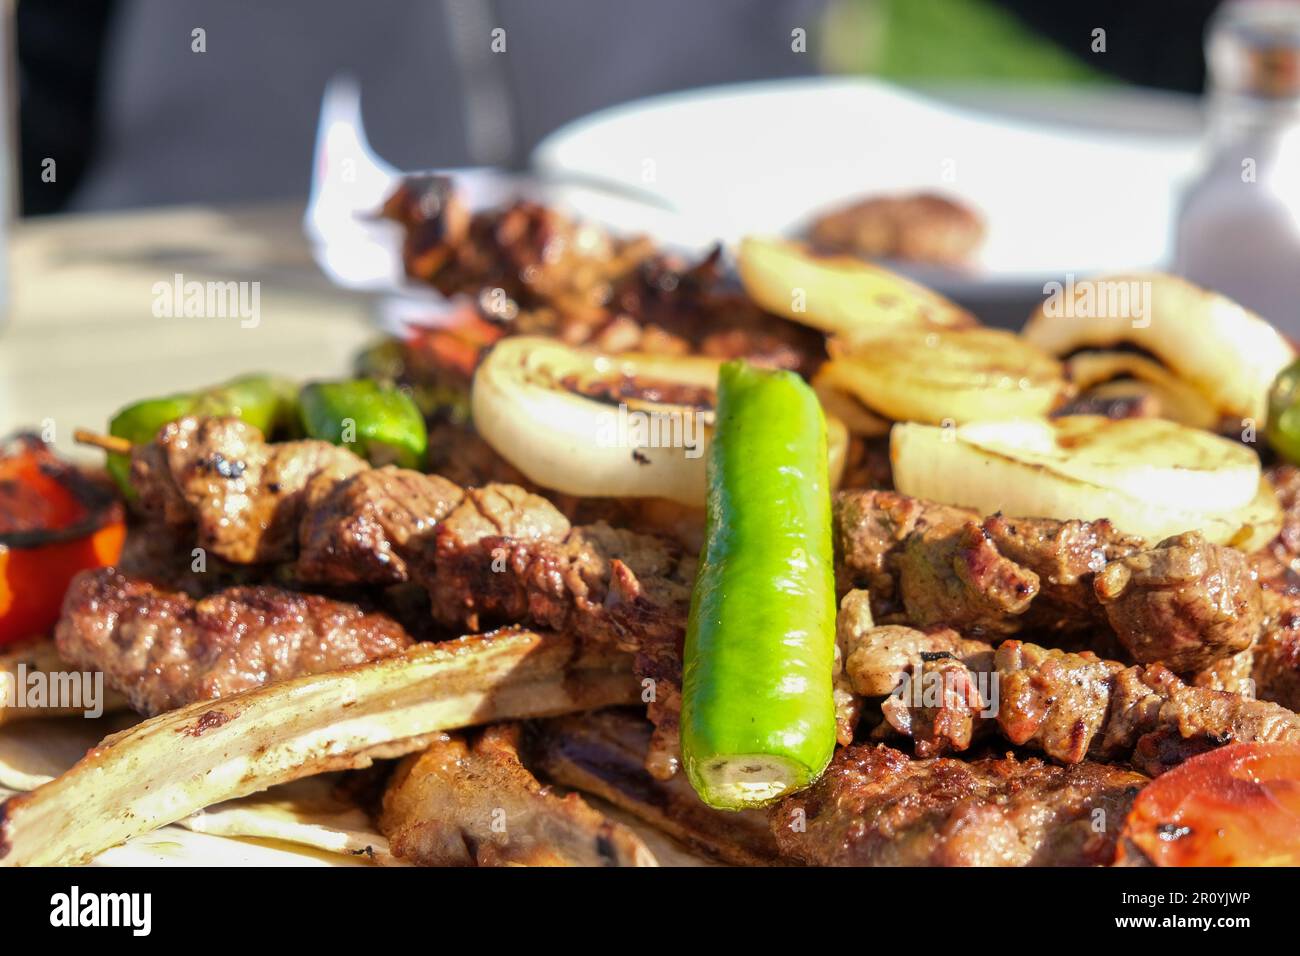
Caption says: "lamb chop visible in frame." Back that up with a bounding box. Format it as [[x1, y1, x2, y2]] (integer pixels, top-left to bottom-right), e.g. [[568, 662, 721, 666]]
[[379, 723, 656, 867], [528, 709, 783, 866]]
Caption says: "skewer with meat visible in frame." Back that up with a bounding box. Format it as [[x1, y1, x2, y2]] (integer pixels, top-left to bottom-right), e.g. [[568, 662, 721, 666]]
[[84, 416, 696, 777], [381, 176, 826, 374], [834, 489, 1265, 672], [840, 608, 1300, 773], [98, 418, 1293, 777]]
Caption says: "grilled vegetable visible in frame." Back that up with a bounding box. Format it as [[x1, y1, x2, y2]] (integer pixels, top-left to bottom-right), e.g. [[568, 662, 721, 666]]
[[1267, 357, 1300, 464], [106, 374, 298, 492], [680, 361, 837, 810], [299, 379, 428, 470], [1023, 272, 1294, 426], [1065, 351, 1220, 430], [0, 436, 124, 646], [892, 416, 1280, 548], [472, 336, 849, 505], [1120, 742, 1300, 866], [824, 327, 1068, 425], [0, 630, 638, 866], [737, 236, 975, 333]]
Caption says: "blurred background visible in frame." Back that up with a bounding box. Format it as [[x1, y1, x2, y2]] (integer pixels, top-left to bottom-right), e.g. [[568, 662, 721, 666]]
[[7, 0, 1300, 443], [18, 0, 1220, 215]]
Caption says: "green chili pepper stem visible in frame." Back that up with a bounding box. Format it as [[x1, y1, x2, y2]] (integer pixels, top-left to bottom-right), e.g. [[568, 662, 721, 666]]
[[679, 360, 837, 811], [298, 380, 428, 470]]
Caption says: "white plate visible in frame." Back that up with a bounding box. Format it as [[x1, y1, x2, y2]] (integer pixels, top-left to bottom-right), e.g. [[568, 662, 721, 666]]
[[533, 77, 1202, 295]]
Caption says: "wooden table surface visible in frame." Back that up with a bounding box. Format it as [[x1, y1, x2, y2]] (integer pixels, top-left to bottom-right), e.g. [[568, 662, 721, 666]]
[[0, 202, 380, 456]]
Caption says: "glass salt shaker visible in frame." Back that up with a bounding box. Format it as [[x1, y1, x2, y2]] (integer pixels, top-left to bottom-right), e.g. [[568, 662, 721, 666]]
[[1174, 0, 1300, 336]]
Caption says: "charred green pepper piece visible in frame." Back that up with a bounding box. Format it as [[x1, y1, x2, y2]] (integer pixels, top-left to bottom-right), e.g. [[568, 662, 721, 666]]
[[679, 360, 837, 811], [106, 374, 298, 494], [298, 379, 428, 469], [1267, 357, 1300, 464], [191, 374, 300, 437]]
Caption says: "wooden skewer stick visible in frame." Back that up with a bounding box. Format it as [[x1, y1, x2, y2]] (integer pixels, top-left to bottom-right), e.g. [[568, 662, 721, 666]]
[[73, 429, 133, 456]]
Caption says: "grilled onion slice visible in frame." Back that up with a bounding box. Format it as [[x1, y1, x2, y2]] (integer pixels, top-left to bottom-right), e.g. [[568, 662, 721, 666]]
[[823, 327, 1068, 425], [472, 336, 847, 504], [736, 236, 976, 334], [1065, 351, 1221, 430], [1022, 273, 1294, 426], [892, 416, 1279, 547], [812, 368, 891, 438]]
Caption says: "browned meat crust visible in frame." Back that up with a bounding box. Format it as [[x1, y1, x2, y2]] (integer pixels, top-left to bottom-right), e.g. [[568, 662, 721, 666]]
[[379, 723, 654, 866], [431, 486, 696, 778], [382, 177, 825, 375], [529, 710, 783, 866], [809, 193, 985, 266], [297, 467, 463, 586], [773, 744, 1144, 866], [129, 417, 694, 777], [1190, 584, 1300, 710], [54, 567, 412, 715], [127, 421, 1283, 777], [873, 634, 1300, 773], [132, 416, 367, 564], [834, 489, 1263, 670], [1095, 531, 1262, 671]]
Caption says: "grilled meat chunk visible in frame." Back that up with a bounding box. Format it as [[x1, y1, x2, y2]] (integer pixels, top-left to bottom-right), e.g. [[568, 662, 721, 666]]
[[869, 636, 1300, 773], [1249, 610, 1300, 709], [380, 723, 655, 867], [809, 193, 985, 266], [132, 416, 366, 564], [998, 640, 1300, 773], [296, 467, 463, 585], [1095, 531, 1262, 671], [1225, 467, 1300, 709], [55, 567, 412, 715], [383, 178, 824, 373], [840, 619, 995, 698], [431, 485, 696, 778], [128, 418, 694, 776], [896, 515, 1040, 636], [530, 710, 783, 866], [834, 489, 1263, 667], [831, 590, 873, 745], [878, 655, 992, 757], [837, 591, 995, 755], [772, 744, 1144, 866]]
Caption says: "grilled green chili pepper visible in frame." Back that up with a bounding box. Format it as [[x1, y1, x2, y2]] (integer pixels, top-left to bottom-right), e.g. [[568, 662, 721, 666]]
[[106, 374, 298, 494], [191, 374, 300, 436], [1267, 357, 1300, 464], [298, 379, 428, 469], [680, 360, 837, 810]]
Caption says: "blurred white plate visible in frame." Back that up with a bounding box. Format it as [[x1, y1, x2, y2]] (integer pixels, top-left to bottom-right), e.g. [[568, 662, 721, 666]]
[[532, 77, 1202, 295]]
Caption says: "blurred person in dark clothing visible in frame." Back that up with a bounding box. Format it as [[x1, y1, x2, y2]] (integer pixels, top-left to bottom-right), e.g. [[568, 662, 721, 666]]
[[17, 0, 826, 214], [17, 0, 1227, 217]]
